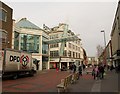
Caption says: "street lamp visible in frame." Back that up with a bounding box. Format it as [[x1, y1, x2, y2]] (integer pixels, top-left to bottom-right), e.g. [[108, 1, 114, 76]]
[[101, 30, 107, 65], [101, 30, 106, 47]]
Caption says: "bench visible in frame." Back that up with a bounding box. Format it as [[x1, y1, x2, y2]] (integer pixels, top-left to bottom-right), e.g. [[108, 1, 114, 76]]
[[72, 72, 79, 84], [57, 74, 73, 92], [66, 74, 73, 85], [56, 72, 80, 92]]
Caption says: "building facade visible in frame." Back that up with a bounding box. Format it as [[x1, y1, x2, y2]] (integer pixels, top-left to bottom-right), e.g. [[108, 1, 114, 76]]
[[12, 18, 49, 70], [99, 40, 112, 65], [105, 40, 112, 66], [87, 57, 98, 66], [0, 1, 13, 49], [47, 23, 84, 69], [110, 1, 120, 71]]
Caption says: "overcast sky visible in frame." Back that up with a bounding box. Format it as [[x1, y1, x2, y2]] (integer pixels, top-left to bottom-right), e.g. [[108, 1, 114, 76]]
[[2, 0, 118, 57]]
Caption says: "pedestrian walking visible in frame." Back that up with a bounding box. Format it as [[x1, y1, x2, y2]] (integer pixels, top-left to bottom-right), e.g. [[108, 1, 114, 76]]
[[83, 64, 86, 70], [73, 63, 76, 73], [56, 67, 59, 72], [69, 64, 73, 73], [110, 65, 114, 71], [98, 65, 105, 79], [36, 62, 39, 70], [107, 65, 110, 71], [78, 65, 82, 76], [92, 65, 99, 80], [92, 67, 95, 79]]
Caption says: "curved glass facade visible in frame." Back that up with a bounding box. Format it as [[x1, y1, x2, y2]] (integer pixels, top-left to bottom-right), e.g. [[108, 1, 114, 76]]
[[14, 31, 19, 50], [14, 32, 40, 53], [20, 34, 40, 53], [42, 36, 48, 54]]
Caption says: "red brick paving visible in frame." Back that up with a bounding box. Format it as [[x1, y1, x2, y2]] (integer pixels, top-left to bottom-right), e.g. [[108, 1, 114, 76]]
[[2, 69, 95, 92], [13, 83, 37, 90], [2, 70, 70, 92]]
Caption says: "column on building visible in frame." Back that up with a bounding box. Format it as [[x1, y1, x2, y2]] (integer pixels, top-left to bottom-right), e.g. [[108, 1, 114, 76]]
[[67, 62, 69, 69], [47, 60, 50, 69], [39, 35, 42, 70], [59, 62, 62, 69], [47, 44, 50, 69]]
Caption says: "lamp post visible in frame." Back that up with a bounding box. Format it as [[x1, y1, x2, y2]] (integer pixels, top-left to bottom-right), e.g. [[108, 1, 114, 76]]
[[101, 30, 106, 65], [101, 30, 106, 48]]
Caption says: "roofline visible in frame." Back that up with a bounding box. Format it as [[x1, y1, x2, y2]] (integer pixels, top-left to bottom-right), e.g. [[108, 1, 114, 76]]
[[0, 1, 13, 10], [15, 18, 43, 30], [111, 1, 120, 36]]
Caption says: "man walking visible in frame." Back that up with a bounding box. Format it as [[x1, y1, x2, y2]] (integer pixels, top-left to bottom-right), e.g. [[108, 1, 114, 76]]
[[78, 65, 82, 76], [73, 63, 76, 73], [98, 65, 105, 79]]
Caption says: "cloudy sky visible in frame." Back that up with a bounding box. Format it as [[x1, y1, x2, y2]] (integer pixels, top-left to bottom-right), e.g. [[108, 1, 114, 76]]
[[3, 0, 118, 57]]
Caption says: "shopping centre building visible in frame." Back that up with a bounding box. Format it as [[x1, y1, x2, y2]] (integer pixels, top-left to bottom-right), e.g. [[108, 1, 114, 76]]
[[12, 18, 49, 70]]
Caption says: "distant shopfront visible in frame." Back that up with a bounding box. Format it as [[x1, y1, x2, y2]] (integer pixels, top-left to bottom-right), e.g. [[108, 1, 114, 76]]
[[49, 57, 80, 69]]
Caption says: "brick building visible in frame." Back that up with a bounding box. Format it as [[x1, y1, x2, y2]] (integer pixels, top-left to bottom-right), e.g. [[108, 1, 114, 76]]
[[0, 1, 13, 49]]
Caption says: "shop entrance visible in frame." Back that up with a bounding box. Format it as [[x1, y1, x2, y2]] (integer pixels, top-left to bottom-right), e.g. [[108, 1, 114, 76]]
[[42, 56, 48, 70], [50, 62, 59, 69], [61, 62, 67, 69]]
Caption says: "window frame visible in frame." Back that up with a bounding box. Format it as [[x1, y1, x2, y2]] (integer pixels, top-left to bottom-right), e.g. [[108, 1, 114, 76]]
[[0, 8, 7, 22]]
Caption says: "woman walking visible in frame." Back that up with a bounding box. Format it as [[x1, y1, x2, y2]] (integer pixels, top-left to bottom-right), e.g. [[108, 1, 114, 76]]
[[92, 65, 99, 80]]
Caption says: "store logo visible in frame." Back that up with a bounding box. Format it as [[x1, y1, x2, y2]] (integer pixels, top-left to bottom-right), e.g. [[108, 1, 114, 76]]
[[10, 55, 20, 62], [10, 55, 29, 67], [20, 55, 29, 67]]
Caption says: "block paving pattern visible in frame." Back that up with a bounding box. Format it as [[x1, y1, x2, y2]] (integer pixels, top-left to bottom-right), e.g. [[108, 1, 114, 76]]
[[2, 69, 94, 93]]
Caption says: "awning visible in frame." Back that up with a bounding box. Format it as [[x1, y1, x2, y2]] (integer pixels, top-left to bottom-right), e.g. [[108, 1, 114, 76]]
[[43, 35, 80, 44]]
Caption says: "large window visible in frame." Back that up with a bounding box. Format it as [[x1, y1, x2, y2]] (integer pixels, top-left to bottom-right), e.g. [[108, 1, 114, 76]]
[[14, 31, 19, 50], [79, 53, 80, 58], [68, 51, 71, 57], [0, 9, 7, 22], [76, 53, 78, 58], [42, 36, 48, 54], [42, 42, 48, 54], [73, 45, 75, 49], [64, 42, 66, 47], [20, 34, 39, 53], [63, 50, 67, 56], [0, 31, 7, 49], [73, 52, 75, 58], [50, 50, 59, 57], [50, 43, 59, 48], [69, 43, 71, 48]]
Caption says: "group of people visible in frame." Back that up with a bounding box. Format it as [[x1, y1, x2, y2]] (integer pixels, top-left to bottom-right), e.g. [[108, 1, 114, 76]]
[[69, 63, 83, 76], [69, 63, 77, 73], [92, 64, 105, 80]]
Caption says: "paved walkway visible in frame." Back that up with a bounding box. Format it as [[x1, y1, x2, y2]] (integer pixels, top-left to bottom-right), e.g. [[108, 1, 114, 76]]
[[101, 70, 119, 92], [2, 68, 119, 93], [2, 69, 70, 93], [69, 69, 119, 93]]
